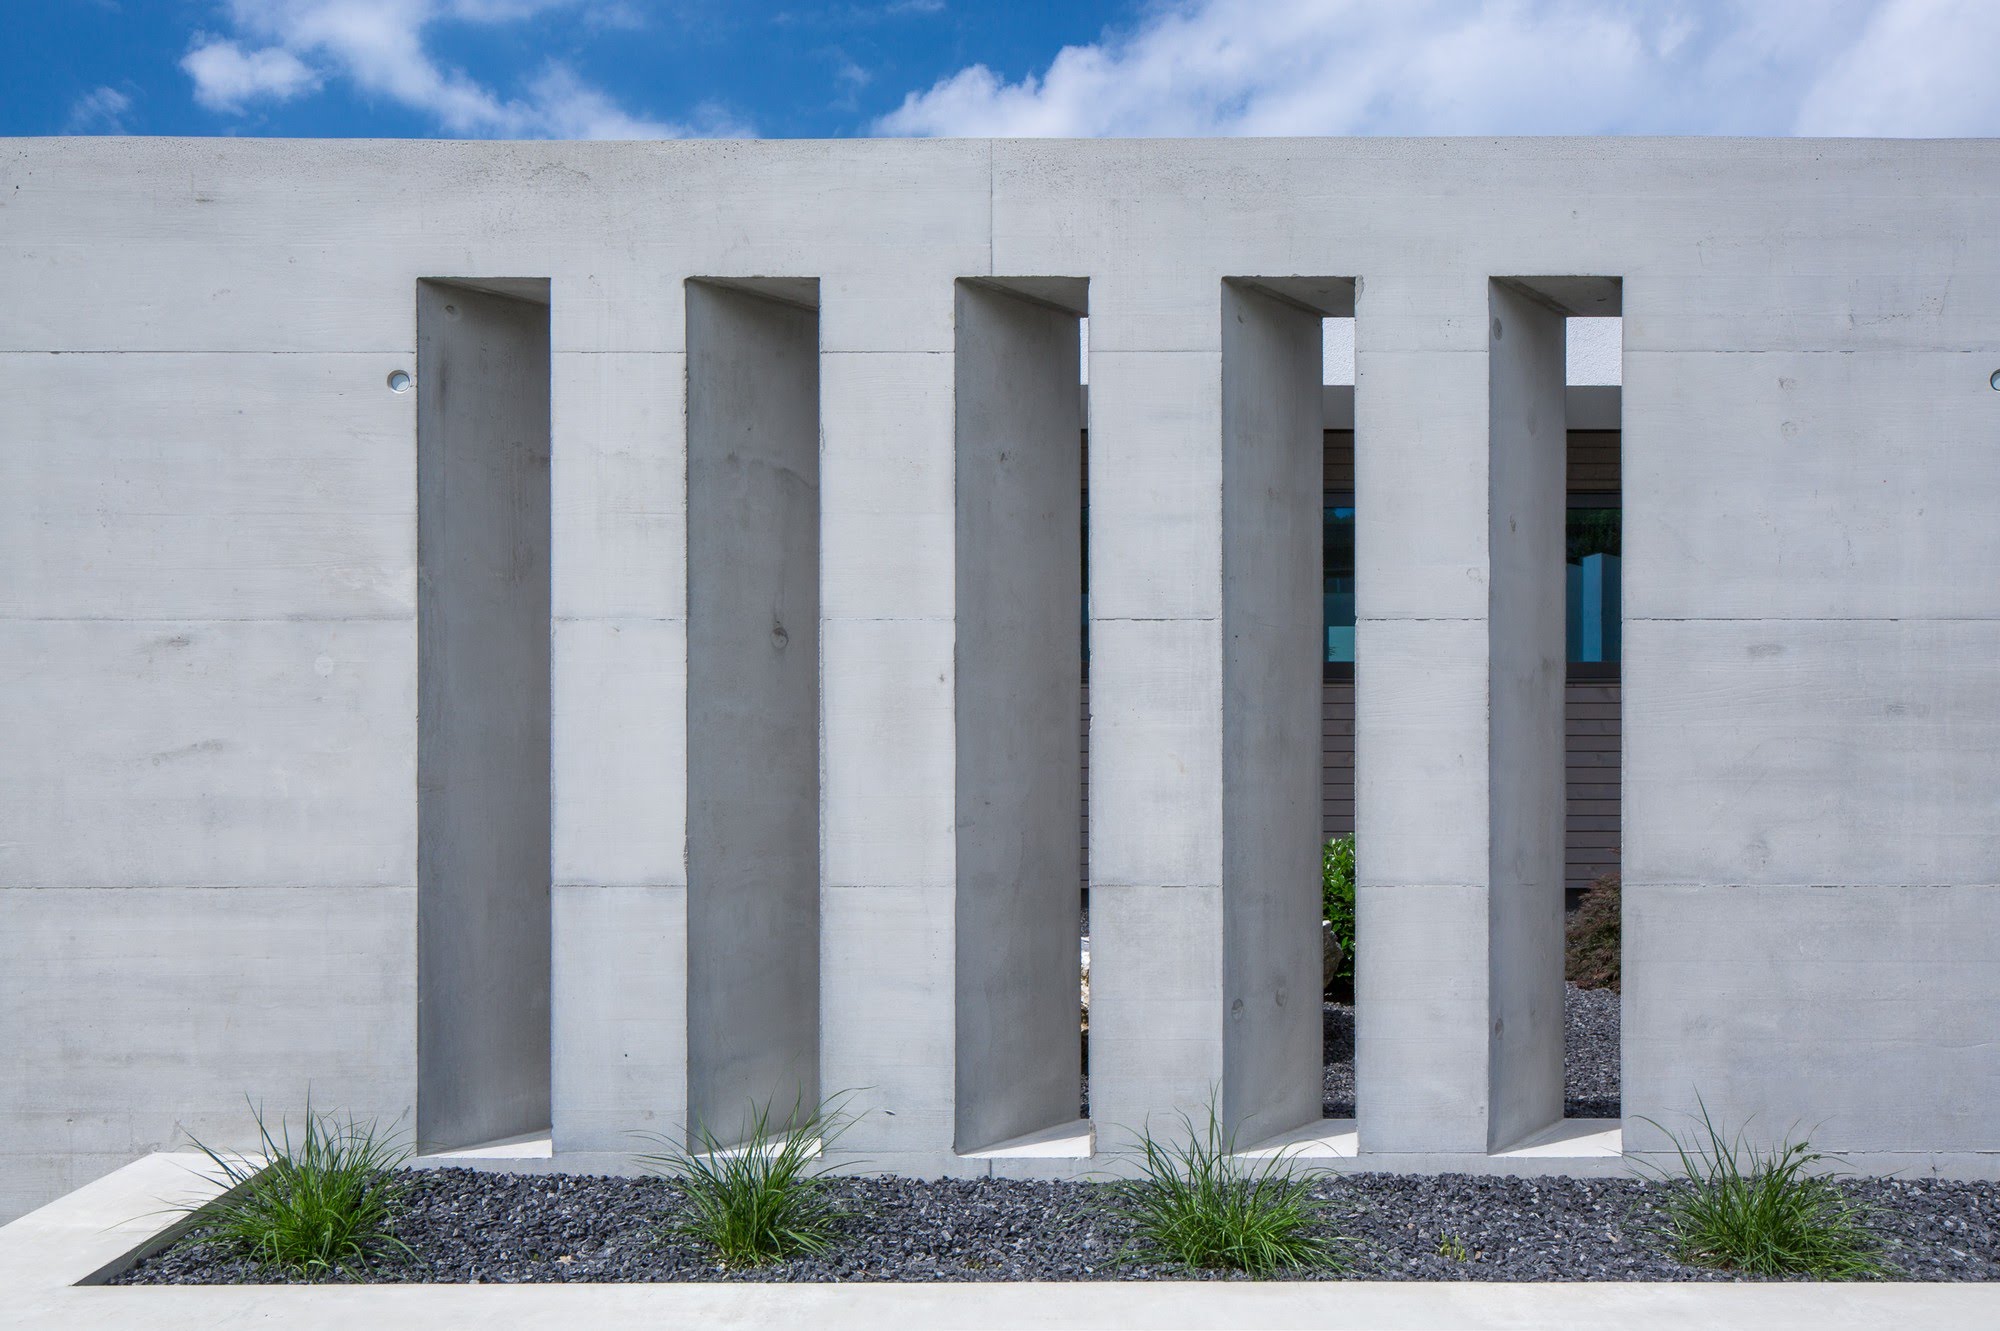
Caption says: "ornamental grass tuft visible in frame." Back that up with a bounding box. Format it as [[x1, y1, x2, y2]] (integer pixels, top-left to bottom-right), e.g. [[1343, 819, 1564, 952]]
[[182, 1098, 411, 1278], [1643, 1101, 1893, 1279], [1111, 1099, 1346, 1276], [638, 1094, 854, 1267]]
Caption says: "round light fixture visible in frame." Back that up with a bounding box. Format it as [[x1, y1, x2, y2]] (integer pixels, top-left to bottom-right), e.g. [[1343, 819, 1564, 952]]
[[387, 370, 412, 393]]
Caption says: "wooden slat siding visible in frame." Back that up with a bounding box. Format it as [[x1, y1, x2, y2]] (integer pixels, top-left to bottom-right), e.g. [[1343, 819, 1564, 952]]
[[1323, 678, 1356, 838], [1564, 427, 1619, 893], [1565, 679, 1620, 894], [1324, 429, 1354, 491], [1567, 430, 1621, 494], [1080, 680, 1090, 893], [1319, 676, 1620, 895], [1331, 429, 1616, 493]]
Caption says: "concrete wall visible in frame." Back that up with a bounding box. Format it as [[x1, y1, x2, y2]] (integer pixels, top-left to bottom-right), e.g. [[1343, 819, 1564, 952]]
[[952, 279, 1084, 1151], [1620, 294, 2000, 1166], [1218, 281, 1330, 1147], [4, 135, 1999, 1211], [1482, 280, 1572, 1151], [548, 328, 688, 1153], [415, 279, 553, 1153], [685, 279, 821, 1145]]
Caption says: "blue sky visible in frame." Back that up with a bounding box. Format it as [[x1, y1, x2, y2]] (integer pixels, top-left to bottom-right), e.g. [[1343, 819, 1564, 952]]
[[14, 2, 2000, 140]]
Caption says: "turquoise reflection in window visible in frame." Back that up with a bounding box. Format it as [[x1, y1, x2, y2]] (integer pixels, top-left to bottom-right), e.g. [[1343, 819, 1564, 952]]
[[1566, 506, 1621, 663], [1320, 502, 1621, 665], [1324, 503, 1355, 663]]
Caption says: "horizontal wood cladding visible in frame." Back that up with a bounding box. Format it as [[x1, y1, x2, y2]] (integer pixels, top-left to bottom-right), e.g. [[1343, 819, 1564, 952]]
[[1323, 429, 1620, 495], [1318, 676, 1620, 896], [1567, 431, 1621, 494], [1325, 430, 1354, 492], [1563, 679, 1622, 892], [1080, 680, 1089, 895]]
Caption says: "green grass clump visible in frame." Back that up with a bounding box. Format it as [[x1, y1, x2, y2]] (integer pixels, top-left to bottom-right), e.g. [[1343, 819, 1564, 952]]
[[1321, 834, 1356, 987], [1644, 1103, 1892, 1279], [639, 1095, 853, 1267], [184, 1099, 411, 1278], [1111, 1100, 1345, 1276]]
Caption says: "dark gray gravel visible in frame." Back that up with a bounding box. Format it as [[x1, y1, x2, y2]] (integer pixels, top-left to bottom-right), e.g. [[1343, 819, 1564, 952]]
[[1563, 983, 1621, 1120], [1323, 982, 1620, 1120], [115, 1169, 2000, 1284]]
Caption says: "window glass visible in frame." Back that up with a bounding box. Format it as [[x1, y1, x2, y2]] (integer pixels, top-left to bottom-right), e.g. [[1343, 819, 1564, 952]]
[[1323, 503, 1355, 663], [1566, 506, 1621, 663], [1318, 502, 1622, 665]]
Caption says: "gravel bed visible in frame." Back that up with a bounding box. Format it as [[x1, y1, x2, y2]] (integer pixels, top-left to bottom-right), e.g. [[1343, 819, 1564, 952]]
[[117, 1169, 2000, 1284], [1562, 983, 1621, 1119], [1323, 982, 1620, 1120]]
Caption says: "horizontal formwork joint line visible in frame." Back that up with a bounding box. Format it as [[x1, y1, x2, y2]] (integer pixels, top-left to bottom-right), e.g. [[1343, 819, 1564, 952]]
[[1085, 881, 1225, 891], [0, 349, 419, 358], [1623, 347, 1993, 355], [1353, 882, 1485, 890], [0, 613, 414, 623], [0, 883, 415, 892], [555, 881, 687, 890], [1622, 881, 2000, 891], [1626, 615, 2000, 622], [1090, 615, 1221, 623]]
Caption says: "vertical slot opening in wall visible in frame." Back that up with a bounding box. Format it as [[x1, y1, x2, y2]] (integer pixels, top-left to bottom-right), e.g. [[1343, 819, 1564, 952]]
[[416, 277, 553, 1154], [685, 278, 822, 1149], [1221, 277, 1356, 1156], [954, 277, 1090, 1155], [1320, 312, 1358, 1136], [1488, 277, 1621, 1155], [1563, 314, 1622, 1128], [1078, 314, 1091, 1126]]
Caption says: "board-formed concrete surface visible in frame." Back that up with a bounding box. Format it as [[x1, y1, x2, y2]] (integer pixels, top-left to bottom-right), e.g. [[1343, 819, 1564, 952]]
[[2, 136, 1998, 1217]]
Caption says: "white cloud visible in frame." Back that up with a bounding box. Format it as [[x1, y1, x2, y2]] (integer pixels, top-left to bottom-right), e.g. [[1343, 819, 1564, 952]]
[[1794, 0, 2000, 135], [65, 86, 134, 134], [181, 1, 730, 138], [877, 0, 2000, 138], [183, 38, 321, 111]]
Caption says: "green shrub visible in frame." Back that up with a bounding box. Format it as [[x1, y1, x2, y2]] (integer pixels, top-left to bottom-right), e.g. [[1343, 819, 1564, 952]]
[[1111, 1098, 1346, 1276], [639, 1095, 853, 1267], [1320, 834, 1356, 986], [1565, 868, 1620, 991], [1642, 1103, 1892, 1279], [182, 1099, 411, 1278]]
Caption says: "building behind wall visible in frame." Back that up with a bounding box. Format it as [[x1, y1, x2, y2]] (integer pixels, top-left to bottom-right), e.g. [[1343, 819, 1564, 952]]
[[1087, 393, 1625, 903], [1318, 389, 1624, 902], [2, 135, 1998, 1219]]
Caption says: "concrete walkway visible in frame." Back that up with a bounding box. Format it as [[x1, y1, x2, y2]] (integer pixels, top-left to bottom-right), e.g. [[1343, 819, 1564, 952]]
[[4, 1154, 1995, 1330]]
